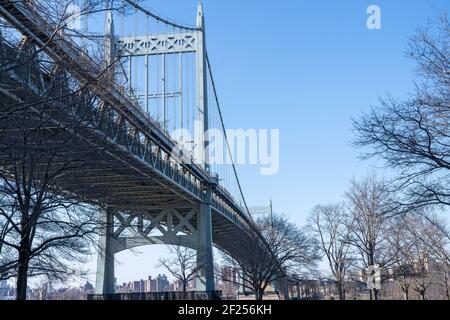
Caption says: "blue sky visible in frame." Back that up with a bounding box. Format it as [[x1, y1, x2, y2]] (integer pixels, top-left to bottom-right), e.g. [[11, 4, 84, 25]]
[[196, 0, 448, 225], [69, 0, 450, 285]]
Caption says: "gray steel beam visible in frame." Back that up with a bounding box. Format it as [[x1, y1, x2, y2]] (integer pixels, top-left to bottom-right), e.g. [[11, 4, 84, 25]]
[[117, 33, 196, 57], [95, 208, 116, 295], [196, 183, 215, 291], [196, 3, 209, 172]]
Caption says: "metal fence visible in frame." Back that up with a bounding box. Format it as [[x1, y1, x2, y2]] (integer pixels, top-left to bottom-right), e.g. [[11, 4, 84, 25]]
[[87, 291, 222, 301]]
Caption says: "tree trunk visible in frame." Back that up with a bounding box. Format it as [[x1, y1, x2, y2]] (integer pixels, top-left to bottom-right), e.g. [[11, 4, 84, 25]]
[[420, 291, 426, 301], [444, 272, 450, 301], [403, 288, 409, 301], [16, 218, 31, 301], [336, 282, 345, 300], [370, 288, 379, 301], [255, 290, 264, 301], [368, 254, 378, 301], [16, 248, 30, 300]]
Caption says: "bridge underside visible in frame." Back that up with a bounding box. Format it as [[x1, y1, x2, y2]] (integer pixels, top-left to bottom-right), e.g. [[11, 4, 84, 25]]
[[0, 0, 266, 292], [0, 86, 254, 271]]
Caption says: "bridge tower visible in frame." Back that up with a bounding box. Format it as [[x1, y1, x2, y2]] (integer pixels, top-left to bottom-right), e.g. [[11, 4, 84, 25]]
[[95, 0, 216, 295], [95, 0, 116, 295], [194, 0, 215, 293]]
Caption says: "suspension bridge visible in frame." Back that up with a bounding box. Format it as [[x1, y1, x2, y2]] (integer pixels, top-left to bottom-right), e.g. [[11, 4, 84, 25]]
[[0, 0, 283, 298]]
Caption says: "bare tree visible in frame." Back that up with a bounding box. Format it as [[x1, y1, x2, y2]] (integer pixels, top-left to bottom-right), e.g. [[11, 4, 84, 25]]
[[158, 246, 203, 295], [353, 14, 450, 210], [307, 203, 353, 300], [221, 215, 319, 300], [409, 232, 435, 301], [351, 13, 450, 298], [0, 55, 106, 300], [385, 214, 418, 300], [344, 174, 399, 300], [0, 0, 119, 300]]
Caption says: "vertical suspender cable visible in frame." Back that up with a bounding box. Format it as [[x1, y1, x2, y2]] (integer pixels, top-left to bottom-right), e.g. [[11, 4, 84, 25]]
[[205, 52, 250, 216], [162, 52, 166, 131], [179, 52, 183, 130], [145, 54, 149, 114]]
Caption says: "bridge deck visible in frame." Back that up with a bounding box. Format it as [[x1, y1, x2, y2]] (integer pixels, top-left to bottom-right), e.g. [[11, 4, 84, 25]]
[[0, 44, 255, 261]]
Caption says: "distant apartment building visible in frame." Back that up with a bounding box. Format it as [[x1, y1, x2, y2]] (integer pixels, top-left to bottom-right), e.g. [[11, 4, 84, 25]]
[[144, 276, 157, 293], [84, 281, 94, 295], [132, 280, 143, 293], [169, 279, 183, 292], [156, 274, 170, 292], [0, 280, 15, 300], [116, 274, 170, 293]]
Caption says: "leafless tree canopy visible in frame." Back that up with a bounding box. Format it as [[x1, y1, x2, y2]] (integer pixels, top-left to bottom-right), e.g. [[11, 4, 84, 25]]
[[158, 245, 204, 294], [353, 15, 450, 208], [307, 203, 353, 300], [344, 175, 401, 300], [309, 174, 450, 300], [0, 0, 118, 300], [221, 215, 319, 300]]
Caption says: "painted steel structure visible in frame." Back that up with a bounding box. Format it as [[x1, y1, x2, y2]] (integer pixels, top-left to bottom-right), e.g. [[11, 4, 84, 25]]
[[0, 0, 292, 295], [0, 0, 284, 297]]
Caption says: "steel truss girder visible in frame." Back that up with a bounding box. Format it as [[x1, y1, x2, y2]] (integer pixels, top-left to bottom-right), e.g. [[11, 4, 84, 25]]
[[116, 33, 197, 57], [0, 41, 257, 248], [110, 206, 198, 254], [0, 0, 208, 188], [1, 64, 205, 203]]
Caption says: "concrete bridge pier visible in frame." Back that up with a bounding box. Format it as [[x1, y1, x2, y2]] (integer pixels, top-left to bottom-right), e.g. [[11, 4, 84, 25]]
[[196, 185, 215, 292], [95, 207, 116, 295]]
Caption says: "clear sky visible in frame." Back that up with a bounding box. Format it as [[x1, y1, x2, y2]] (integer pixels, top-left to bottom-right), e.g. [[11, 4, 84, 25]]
[[194, 0, 449, 227], [60, 0, 450, 286]]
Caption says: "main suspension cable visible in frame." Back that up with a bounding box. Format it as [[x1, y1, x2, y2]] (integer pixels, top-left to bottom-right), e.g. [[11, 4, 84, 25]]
[[123, 0, 199, 32], [206, 52, 251, 217]]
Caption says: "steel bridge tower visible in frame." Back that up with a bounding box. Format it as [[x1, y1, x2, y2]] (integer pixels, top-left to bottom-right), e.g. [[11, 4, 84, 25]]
[[95, 1, 216, 295]]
